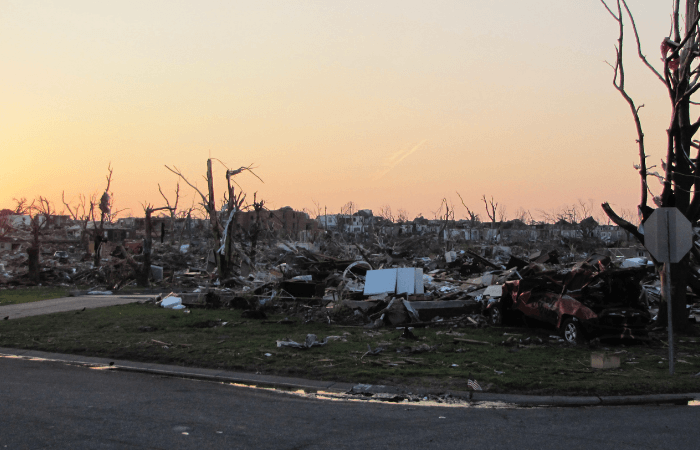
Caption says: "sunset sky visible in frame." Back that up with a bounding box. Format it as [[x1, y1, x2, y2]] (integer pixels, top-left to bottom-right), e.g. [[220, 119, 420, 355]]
[[0, 1, 677, 222]]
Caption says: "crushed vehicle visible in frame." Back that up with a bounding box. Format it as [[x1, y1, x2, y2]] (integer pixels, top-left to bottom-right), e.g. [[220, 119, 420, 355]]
[[483, 256, 653, 344]]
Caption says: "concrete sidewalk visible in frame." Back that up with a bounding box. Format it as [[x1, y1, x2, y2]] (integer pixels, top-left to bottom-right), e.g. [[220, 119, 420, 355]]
[[0, 294, 156, 320], [1, 347, 697, 407]]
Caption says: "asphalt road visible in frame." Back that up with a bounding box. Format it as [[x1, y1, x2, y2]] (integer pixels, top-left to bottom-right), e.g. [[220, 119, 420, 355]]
[[0, 295, 154, 320], [1, 356, 699, 450]]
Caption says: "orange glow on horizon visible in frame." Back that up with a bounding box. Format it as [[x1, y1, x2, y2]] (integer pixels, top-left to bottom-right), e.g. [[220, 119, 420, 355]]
[[1, 1, 674, 222]]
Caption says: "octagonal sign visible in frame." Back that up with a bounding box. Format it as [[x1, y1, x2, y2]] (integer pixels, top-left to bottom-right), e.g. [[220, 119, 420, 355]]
[[644, 207, 693, 263]]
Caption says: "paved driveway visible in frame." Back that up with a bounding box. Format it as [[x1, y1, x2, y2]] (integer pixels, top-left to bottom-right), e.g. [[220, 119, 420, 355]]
[[0, 294, 155, 320]]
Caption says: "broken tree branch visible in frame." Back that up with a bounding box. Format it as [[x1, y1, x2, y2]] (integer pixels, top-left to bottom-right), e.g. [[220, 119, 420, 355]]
[[601, 202, 644, 243]]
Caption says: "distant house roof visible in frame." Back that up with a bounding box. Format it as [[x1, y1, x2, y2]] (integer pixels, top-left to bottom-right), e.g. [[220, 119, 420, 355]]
[[579, 216, 599, 228]]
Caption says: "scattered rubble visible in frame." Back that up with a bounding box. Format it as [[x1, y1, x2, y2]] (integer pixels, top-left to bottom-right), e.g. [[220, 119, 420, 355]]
[[276, 334, 329, 349], [1, 208, 698, 343]]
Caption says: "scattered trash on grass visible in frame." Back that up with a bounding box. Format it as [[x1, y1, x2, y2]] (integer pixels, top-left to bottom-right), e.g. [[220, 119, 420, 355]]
[[276, 334, 329, 349]]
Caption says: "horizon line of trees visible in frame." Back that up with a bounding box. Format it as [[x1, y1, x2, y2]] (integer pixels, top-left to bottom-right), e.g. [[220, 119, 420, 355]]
[[304, 197, 635, 227]]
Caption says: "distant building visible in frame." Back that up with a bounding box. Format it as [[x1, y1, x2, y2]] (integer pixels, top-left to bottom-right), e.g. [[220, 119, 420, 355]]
[[237, 207, 318, 238]]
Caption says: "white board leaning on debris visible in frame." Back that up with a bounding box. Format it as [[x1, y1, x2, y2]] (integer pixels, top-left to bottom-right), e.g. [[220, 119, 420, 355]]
[[363, 268, 424, 296]]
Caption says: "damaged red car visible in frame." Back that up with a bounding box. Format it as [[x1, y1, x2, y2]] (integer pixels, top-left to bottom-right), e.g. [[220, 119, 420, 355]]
[[484, 257, 653, 344]]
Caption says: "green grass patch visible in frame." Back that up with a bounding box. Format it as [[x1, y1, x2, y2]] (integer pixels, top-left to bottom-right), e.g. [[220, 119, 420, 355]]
[[0, 302, 698, 396], [0, 287, 69, 305]]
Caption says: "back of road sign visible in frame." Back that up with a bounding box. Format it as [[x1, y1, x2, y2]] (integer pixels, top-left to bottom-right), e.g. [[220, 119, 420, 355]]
[[644, 207, 693, 263]]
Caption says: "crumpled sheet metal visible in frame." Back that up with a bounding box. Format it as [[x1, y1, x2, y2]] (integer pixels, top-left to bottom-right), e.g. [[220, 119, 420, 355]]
[[342, 260, 372, 293], [552, 295, 597, 327], [276, 334, 328, 349], [504, 280, 597, 327]]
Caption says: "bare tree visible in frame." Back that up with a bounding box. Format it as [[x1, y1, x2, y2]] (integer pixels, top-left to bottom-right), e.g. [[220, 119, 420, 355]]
[[434, 198, 455, 246], [340, 201, 356, 216], [497, 205, 508, 223], [175, 199, 197, 245], [62, 192, 91, 253], [456, 192, 480, 226], [121, 204, 173, 287], [369, 204, 393, 235], [27, 197, 54, 284], [482, 195, 498, 227], [12, 198, 29, 215], [577, 199, 591, 220], [302, 199, 323, 222], [166, 159, 261, 280], [618, 207, 635, 224], [158, 181, 180, 245], [539, 200, 598, 225], [378, 204, 394, 222], [0, 198, 29, 237], [396, 208, 410, 223], [601, 0, 700, 329], [234, 192, 268, 262], [558, 205, 580, 224], [513, 207, 534, 225], [62, 165, 118, 266]]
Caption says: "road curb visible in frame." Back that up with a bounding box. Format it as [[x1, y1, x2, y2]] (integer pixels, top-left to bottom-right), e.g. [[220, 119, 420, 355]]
[[0, 347, 697, 407]]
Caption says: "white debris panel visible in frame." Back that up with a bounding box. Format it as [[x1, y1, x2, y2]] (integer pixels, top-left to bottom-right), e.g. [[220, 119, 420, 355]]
[[363, 268, 424, 296]]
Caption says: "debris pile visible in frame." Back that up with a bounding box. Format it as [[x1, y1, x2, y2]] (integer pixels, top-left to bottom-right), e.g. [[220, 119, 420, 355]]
[[1, 210, 698, 341]]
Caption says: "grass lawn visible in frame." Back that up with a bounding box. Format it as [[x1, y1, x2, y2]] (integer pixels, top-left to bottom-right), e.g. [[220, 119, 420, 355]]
[[0, 301, 698, 396], [0, 287, 69, 305]]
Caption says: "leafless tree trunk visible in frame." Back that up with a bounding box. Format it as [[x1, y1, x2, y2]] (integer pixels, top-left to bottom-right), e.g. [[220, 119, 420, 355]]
[[158, 181, 180, 245], [601, 0, 700, 330], [482, 195, 498, 228], [120, 205, 172, 287], [62, 165, 124, 264], [435, 198, 454, 247], [396, 209, 409, 223], [166, 159, 261, 280], [91, 165, 114, 267], [248, 193, 265, 263], [27, 197, 54, 284], [497, 205, 508, 223], [456, 192, 480, 226], [62, 192, 91, 254]]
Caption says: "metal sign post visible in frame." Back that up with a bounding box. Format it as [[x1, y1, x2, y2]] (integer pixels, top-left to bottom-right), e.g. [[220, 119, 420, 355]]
[[643, 207, 693, 375], [662, 261, 674, 375]]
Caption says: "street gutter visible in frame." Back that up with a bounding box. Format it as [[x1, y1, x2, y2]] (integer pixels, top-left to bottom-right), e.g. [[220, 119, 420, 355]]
[[1, 347, 697, 407]]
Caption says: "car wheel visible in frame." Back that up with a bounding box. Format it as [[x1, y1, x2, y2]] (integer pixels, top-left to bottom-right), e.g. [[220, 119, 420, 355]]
[[561, 319, 582, 344], [489, 305, 503, 326]]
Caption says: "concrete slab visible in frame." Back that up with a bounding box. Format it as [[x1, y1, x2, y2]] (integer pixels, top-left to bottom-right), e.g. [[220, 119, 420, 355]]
[[0, 295, 155, 320]]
